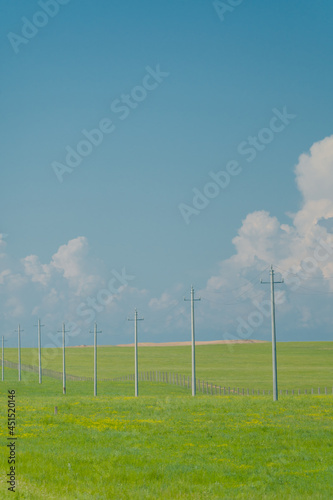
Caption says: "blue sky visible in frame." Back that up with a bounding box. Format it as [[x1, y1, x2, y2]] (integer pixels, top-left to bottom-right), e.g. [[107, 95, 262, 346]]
[[1, 0, 333, 347]]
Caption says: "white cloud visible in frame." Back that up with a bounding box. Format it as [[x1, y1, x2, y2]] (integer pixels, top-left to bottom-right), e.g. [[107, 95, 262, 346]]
[[295, 135, 333, 202], [51, 236, 88, 280], [22, 255, 51, 286], [200, 134, 333, 338], [149, 292, 178, 310]]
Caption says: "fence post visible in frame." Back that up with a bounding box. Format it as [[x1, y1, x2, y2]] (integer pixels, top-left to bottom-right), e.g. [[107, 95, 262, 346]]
[[325, 387, 327, 395], [247, 388, 249, 396], [318, 387, 320, 395]]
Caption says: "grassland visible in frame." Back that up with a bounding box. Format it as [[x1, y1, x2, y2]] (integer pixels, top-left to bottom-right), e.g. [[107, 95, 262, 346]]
[[3, 342, 333, 392], [0, 343, 332, 499]]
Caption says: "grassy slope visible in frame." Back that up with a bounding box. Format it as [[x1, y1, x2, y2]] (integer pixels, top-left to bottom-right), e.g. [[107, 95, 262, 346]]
[[3, 342, 333, 391]]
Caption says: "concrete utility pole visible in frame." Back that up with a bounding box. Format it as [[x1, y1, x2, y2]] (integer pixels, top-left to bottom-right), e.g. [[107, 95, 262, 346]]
[[17, 324, 22, 382], [128, 309, 144, 397], [2, 336, 4, 382], [261, 266, 284, 401], [58, 323, 69, 395], [90, 323, 102, 397], [184, 286, 201, 396], [36, 319, 44, 384]]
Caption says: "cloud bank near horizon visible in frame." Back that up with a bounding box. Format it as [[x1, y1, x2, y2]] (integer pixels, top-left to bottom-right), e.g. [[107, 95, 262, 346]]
[[1, 135, 333, 345]]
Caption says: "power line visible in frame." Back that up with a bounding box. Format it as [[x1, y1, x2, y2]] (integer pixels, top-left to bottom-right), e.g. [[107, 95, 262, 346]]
[[204, 266, 271, 296], [275, 264, 333, 280], [201, 289, 265, 307]]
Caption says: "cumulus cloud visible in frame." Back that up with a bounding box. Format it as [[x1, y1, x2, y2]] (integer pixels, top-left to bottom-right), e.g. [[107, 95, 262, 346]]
[[200, 134, 333, 338], [22, 255, 51, 286], [0, 235, 148, 344], [51, 237, 88, 280], [295, 135, 333, 202], [21, 236, 102, 296], [149, 292, 178, 310]]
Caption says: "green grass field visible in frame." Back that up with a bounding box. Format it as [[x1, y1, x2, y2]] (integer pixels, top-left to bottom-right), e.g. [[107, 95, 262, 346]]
[[0, 342, 332, 499], [3, 342, 333, 392]]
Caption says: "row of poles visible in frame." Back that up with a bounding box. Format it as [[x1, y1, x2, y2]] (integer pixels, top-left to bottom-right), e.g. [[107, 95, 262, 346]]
[[1, 270, 282, 401]]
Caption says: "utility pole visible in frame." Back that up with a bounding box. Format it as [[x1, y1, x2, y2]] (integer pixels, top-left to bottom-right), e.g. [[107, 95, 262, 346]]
[[58, 323, 69, 395], [34, 319, 44, 384], [1, 336, 5, 382], [261, 266, 284, 401], [128, 309, 144, 397], [17, 324, 23, 382], [184, 286, 201, 396], [90, 323, 102, 397]]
